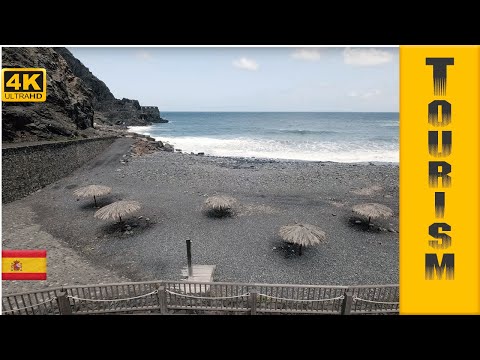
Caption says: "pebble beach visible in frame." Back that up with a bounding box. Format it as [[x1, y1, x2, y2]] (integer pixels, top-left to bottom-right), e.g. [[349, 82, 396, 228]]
[[2, 136, 399, 295]]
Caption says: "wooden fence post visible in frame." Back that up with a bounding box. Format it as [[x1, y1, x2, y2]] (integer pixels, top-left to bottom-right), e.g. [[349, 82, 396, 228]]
[[341, 290, 353, 315], [57, 291, 72, 315], [157, 285, 168, 315], [249, 288, 257, 315]]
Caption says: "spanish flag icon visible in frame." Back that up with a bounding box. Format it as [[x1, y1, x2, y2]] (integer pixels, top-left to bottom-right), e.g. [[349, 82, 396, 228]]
[[2, 250, 47, 280]]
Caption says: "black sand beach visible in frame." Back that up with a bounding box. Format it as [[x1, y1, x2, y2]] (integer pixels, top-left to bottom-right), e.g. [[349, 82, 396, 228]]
[[2, 137, 398, 294]]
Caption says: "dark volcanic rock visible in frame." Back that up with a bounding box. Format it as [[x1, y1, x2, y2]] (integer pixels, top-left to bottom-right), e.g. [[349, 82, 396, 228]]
[[55, 48, 163, 127], [129, 137, 165, 156], [2, 47, 94, 142], [2, 47, 167, 142], [94, 100, 168, 126], [95, 98, 146, 126], [53, 48, 115, 105], [140, 106, 168, 123], [163, 143, 174, 152]]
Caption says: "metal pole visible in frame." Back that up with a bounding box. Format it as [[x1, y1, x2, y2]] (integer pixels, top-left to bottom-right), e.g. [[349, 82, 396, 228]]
[[186, 239, 193, 277]]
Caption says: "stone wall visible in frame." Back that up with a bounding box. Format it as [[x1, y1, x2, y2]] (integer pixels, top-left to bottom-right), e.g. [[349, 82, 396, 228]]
[[2, 137, 116, 203]]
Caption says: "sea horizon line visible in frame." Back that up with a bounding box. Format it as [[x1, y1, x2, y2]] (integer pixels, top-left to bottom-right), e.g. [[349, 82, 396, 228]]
[[159, 110, 399, 113]]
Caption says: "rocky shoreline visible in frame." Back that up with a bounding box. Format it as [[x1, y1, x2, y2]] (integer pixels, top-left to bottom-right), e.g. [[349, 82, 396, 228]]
[[124, 127, 396, 166]]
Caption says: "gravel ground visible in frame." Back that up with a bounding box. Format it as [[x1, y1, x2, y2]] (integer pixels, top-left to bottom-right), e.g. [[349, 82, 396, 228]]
[[2, 137, 399, 294], [2, 205, 130, 295]]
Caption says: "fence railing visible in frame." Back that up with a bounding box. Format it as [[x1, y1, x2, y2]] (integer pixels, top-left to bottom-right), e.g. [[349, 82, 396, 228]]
[[2, 280, 399, 315]]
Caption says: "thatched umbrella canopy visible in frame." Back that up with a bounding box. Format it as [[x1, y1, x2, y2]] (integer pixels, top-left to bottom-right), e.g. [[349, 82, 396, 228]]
[[279, 223, 326, 255], [352, 203, 393, 224], [204, 195, 237, 217], [74, 185, 111, 207], [94, 200, 141, 223]]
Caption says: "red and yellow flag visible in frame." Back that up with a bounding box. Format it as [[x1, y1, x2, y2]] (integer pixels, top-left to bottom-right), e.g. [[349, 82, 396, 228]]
[[2, 250, 47, 280]]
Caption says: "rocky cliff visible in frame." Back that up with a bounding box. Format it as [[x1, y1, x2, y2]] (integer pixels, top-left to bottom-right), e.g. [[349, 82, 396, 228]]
[[2, 47, 166, 143], [2, 47, 95, 142], [53, 47, 115, 105], [95, 98, 148, 126], [53, 48, 167, 126], [141, 106, 168, 123]]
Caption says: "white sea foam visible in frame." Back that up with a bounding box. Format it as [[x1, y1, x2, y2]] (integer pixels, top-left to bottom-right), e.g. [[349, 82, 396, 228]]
[[151, 136, 398, 163], [127, 126, 153, 136], [379, 122, 399, 127]]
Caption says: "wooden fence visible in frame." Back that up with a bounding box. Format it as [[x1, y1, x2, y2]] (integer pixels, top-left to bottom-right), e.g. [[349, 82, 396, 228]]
[[2, 280, 399, 315]]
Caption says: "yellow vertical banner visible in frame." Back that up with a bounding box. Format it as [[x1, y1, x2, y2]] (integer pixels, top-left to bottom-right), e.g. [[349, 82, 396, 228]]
[[400, 46, 480, 314]]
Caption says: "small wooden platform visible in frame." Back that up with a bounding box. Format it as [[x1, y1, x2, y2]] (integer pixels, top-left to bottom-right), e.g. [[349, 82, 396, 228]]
[[181, 265, 216, 283], [176, 265, 216, 294]]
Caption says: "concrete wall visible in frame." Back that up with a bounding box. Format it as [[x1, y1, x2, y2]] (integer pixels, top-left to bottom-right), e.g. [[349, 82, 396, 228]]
[[2, 137, 116, 203]]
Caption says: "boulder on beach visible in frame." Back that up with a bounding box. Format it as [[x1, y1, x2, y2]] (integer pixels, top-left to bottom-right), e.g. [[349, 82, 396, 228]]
[[163, 143, 174, 152], [130, 138, 166, 156]]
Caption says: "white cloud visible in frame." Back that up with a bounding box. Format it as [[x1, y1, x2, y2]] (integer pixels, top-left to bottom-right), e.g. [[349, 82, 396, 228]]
[[233, 57, 259, 71], [343, 48, 392, 66], [135, 50, 153, 61], [348, 89, 381, 98], [291, 48, 322, 61]]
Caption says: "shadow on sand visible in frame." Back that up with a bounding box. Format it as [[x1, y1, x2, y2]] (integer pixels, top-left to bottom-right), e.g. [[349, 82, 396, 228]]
[[96, 216, 156, 238], [347, 216, 383, 233], [203, 208, 236, 219], [271, 239, 317, 259]]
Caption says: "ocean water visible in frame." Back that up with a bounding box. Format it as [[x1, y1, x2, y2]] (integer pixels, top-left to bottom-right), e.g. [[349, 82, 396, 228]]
[[128, 112, 399, 163]]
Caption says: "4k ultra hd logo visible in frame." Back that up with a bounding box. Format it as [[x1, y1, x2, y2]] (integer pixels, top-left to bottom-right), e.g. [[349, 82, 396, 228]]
[[2, 68, 46, 102]]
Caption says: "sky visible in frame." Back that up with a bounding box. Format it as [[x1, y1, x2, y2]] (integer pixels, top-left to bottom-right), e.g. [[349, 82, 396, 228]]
[[68, 47, 399, 112]]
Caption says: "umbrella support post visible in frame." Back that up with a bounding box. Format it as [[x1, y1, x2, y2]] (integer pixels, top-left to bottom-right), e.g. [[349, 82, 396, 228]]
[[94, 195, 97, 208], [186, 239, 193, 277], [299, 244, 302, 256], [181, 239, 216, 284]]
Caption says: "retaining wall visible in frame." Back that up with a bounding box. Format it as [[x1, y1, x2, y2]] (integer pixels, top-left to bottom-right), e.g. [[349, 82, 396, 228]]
[[2, 137, 117, 203]]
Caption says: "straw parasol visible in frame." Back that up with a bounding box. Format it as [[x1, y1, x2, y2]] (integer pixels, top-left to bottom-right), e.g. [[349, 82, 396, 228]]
[[279, 223, 326, 255], [94, 200, 141, 223], [74, 185, 111, 207], [204, 195, 237, 217], [352, 203, 393, 224]]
